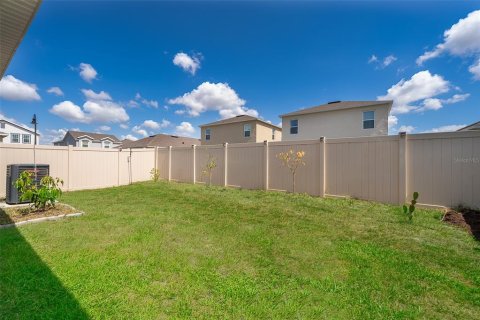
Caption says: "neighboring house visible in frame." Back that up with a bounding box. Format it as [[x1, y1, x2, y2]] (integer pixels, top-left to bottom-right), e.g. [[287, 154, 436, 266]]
[[0, 119, 39, 145], [119, 134, 200, 149], [458, 121, 480, 132], [53, 131, 120, 148], [199, 115, 282, 145], [280, 100, 392, 141]]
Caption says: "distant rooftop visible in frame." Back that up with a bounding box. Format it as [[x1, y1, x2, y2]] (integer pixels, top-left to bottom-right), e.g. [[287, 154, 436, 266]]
[[119, 133, 200, 149], [200, 115, 281, 130], [67, 131, 120, 142], [280, 100, 393, 117]]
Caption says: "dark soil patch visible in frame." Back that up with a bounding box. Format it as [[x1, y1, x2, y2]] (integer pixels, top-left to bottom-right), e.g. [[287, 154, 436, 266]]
[[0, 203, 78, 225], [443, 207, 480, 241]]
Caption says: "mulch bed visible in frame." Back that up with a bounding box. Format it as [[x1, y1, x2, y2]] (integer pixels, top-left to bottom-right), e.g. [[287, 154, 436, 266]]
[[0, 203, 78, 225], [443, 207, 480, 241]]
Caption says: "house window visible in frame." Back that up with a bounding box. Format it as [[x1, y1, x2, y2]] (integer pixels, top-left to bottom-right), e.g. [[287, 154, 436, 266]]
[[22, 134, 31, 144], [11, 133, 20, 143], [103, 141, 111, 149], [205, 128, 211, 141], [272, 129, 276, 140], [81, 139, 90, 148], [363, 111, 375, 129], [0, 122, 5, 129], [290, 119, 298, 134], [244, 124, 251, 137]]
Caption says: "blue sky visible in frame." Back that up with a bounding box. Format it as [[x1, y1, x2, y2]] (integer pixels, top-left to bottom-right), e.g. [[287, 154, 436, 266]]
[[0, 1, 479, 143]]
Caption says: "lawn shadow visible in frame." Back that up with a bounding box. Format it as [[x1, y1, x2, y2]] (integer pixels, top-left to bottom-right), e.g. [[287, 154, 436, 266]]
[[0, 208, 89, 319]]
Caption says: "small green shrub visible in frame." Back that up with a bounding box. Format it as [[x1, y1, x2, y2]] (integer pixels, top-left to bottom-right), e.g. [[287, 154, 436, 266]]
[[14, 171, 64, 211], [150, 168, 160, 182], [403, 192, 419, 221]]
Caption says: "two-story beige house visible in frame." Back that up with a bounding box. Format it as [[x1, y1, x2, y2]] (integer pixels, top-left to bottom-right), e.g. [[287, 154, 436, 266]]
[[199, 115, 282, 145], [280, 100, 392, 141]]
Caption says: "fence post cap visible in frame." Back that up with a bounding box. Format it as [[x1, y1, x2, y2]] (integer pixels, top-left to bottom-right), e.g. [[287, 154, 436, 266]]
[[319, 136, 325, 142], [263, 140, 268, 145], [399, 132, 407, 137]]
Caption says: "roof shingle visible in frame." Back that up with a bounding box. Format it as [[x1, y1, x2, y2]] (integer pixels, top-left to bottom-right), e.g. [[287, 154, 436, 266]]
[[280, 100, 393, 117]]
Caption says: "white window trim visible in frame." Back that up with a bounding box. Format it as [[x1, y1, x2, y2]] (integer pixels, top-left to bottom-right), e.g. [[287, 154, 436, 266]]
[[22, 134, 31, 144], [290, 119, 299, 135], [102, 140, 112, 149], [243, 124, 251, 138], [11, 133, 20, 143], [205, 128, 211, 141], [81, 139, 91, 148], [362, 111, 375, 130]]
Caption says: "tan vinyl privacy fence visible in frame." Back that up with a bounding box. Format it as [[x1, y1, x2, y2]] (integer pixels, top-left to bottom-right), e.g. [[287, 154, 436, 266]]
[[0, 144, 156, 198], [157, 131, 480, 209]]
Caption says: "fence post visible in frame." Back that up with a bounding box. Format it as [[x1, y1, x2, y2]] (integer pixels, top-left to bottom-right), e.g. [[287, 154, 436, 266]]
[[398, 132, 408, 205], [117, 149, 121, 186], [168, 146, 172, 182], [319, 137, 325, 197], [67, 145, 73, 191], [224, 142, 228, 187], [264, 140, 269, 190], [192, 145, 196, 184]]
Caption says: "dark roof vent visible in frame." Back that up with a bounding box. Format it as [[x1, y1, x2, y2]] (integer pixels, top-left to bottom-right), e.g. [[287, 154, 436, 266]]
[[236, 115, 245, 117], [170, 135, 179, 138], [327, 100, 341, 104]]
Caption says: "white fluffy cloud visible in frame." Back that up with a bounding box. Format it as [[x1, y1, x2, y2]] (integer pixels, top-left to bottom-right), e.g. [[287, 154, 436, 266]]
[[142, 119, 171, 130], [383, 55, 397, 67], [416, 93, 470, 112], [417, 10, 480, 64], [423, 124, 467, 133], [368, 54, 397, 68], [81, 89, 112, 101], [469, 58, 480, 80], [134, 92, 158, 108], [398, 125, 415, 134], [388, 115, 398, 128], [119, 123, 129, 129], [378, 70, 453, 114], [47, 86, 64, 96], [98, 125, 111, 131], [416, 10, 480, 80], [175, 121, 196, 137], [132, 126, 148, 137], [50, 100, 129, 123], [173, 52, 201, 75], [121, 134, 138, 141], [79, 63, 98, 83], [0, 75, 41, 101], [168, 82, 259, 119]]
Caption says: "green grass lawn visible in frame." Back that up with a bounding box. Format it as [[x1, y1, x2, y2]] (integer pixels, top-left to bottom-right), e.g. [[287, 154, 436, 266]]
[[1, 181, 479, 319]]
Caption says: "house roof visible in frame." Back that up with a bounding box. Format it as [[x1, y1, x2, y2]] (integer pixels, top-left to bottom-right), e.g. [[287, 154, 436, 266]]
[[1, 0, 42, 77], [0, 119, 40, 135], [199, 115, 281, 130], [119, 134, 200, 149], [457, 121, 480, 131], [67, 131, 120, 142], [280, 100, 393, 117]]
